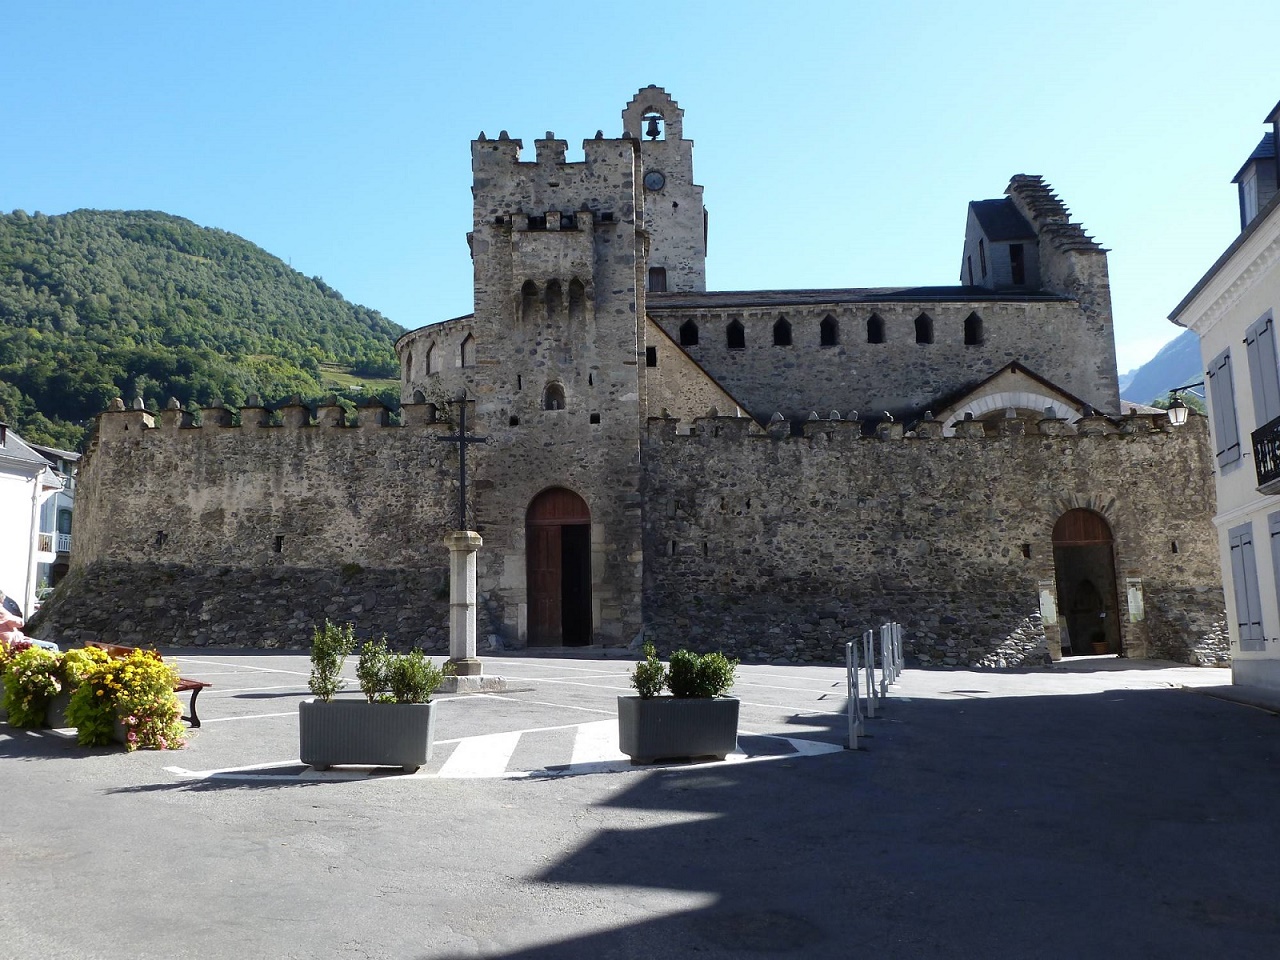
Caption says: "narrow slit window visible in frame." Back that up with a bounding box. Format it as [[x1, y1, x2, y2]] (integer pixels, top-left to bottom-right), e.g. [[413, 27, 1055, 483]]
[[645, 346, 658, 367], [727, 319, 745, 349], [1010, 244, 1026, 285], [820, 315, 838, 347], [648, 267, 667, 292], [773, 316, 792, 346], [964, 312, 983, 346]]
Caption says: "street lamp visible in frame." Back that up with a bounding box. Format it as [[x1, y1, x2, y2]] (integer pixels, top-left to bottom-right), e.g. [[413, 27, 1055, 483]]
[[1165, 381, 1205, 427]]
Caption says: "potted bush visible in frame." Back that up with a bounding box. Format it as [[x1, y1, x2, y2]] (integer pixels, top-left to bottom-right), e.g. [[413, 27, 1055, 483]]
[[299, 623, 445, 773], [64, 648, 186, 750], [2, 644, 62, 729], [617, 643, 740, 764]]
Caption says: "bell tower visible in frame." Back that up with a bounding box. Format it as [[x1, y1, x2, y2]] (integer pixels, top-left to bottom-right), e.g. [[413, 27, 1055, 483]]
[[622, 85, 707, 293]]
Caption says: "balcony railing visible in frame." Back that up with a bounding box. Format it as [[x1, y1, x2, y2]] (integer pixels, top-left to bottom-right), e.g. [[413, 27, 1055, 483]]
[[37, 532, 54, 554], [56, 533, 71, 554], [34, 532, 71, 556], [1253, 413, 1280, 493]]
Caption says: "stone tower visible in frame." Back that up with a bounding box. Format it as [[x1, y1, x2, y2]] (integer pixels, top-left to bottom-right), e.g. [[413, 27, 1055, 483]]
[[622, 85, 707, 294], [395, 86, 712, 647]]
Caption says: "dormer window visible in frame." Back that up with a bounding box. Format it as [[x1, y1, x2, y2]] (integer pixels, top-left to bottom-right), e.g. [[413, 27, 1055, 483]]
[[1243, 169, 1260, 225], [1009, 244, 1026, 285], [979, 239, 987, 279]]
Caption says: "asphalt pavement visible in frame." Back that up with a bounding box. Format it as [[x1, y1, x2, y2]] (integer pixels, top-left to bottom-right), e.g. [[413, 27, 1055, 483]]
[[2, 651, 1277, 959]]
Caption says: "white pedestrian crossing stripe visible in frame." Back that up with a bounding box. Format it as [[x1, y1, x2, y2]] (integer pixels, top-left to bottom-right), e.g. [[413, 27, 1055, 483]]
[[166, 720, 843, 783]]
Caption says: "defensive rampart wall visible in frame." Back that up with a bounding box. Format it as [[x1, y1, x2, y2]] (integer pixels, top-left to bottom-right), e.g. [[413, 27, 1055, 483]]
[[641, 412, 1226, 667]]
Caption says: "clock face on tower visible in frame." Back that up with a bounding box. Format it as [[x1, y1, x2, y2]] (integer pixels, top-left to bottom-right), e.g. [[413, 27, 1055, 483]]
[[643, 170, 666, 192]]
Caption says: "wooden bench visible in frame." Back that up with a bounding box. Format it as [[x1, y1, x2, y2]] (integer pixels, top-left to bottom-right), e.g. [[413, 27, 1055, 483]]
[[85, 641, 211, 728]]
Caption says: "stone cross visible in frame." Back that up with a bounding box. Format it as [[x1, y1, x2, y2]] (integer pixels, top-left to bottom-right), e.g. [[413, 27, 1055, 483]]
[[434, 397, 488, 531]]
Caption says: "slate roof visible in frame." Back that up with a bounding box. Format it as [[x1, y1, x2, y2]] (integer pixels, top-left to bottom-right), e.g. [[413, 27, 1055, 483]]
[[647, 287, 1070, 311], [1232, 132, 1277, 183], [969, 198, 1037, 242]]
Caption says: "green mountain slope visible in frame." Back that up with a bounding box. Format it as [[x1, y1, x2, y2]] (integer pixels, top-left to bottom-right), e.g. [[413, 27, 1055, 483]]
[[0, 208, 404, 448]]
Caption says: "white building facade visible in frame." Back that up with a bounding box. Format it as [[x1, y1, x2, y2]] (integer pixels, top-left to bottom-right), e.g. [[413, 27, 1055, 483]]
[[1171, 99, 1280, 694], [0, 426, 65, 618]]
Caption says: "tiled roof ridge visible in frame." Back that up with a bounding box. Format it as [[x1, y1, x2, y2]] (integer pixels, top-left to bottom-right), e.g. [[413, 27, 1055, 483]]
[[1006, 174, 1105, 253]]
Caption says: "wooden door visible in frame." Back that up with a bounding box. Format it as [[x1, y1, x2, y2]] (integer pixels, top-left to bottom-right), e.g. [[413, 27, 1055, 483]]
[[527, 488, 592, 647], [528, 524, 562, 645]]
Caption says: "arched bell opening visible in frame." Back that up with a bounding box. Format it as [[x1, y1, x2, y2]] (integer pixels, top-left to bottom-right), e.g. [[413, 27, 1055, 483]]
[[1052, 509, 1122, 656], [526, 487, 593, 647]]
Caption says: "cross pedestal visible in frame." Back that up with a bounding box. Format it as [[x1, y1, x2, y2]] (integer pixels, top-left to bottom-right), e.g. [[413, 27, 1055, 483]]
[[439, 530, 512, 694], [445, 530, 484, 675]]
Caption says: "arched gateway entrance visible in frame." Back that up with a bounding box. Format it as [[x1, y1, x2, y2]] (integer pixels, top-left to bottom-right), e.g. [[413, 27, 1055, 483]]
[[1052, 509, 1122, 656], [526, 488, 593, 647]]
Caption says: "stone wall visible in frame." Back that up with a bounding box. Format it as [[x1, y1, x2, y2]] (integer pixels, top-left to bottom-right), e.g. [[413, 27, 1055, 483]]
[[33, 402, 470, 650], [648, 295, 1111, 424], [640, 413, 1225, 667]]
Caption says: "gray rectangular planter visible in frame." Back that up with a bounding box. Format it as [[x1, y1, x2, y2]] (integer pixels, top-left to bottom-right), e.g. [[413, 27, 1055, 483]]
[[299, 699, 436, 773], [617, 696, 740, 764]]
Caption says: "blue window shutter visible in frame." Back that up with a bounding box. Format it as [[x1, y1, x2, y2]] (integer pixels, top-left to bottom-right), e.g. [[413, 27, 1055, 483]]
[[1230, 523, 1265, 652], [1245, 311, 1280, 428], [1208, 349, 1242, 468]]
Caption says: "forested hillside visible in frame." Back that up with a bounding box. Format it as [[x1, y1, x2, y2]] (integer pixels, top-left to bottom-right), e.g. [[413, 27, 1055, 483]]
[[0, 209, 405, 449]]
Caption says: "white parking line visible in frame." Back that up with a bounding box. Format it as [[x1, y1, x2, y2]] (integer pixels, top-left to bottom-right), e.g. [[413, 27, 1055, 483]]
[[437, 731, 522, 778], [198, 711, 298, 723], [570, 719, 628, 766]]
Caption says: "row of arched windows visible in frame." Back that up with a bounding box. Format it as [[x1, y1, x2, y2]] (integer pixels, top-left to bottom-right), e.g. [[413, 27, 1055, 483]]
[[404, 335, 476, 379], [521, 278, 587, 323], [677, 313, 985, 349]]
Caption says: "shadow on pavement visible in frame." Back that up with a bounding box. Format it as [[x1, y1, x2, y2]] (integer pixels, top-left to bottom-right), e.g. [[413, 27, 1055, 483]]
[[427, 685, 1280, 959]]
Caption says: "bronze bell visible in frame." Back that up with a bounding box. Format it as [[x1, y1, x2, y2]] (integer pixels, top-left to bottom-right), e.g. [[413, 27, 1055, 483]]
[[645, 115, 661, 139]]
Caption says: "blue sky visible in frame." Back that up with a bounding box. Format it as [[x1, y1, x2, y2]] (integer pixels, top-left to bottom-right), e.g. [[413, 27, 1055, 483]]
[[3, 1, 1277, 372]]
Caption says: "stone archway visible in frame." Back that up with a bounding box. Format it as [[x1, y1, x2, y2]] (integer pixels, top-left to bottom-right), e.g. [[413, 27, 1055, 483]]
[[1052, 509, 1122, 656], [526, 488, 592, 647]]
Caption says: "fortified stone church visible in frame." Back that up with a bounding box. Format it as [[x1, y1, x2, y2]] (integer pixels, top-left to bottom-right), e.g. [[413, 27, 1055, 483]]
[[41, 87, 1226, 667]]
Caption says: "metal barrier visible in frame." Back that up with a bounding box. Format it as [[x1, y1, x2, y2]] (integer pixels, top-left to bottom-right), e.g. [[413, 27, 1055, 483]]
[[847, 621, 905, 749]]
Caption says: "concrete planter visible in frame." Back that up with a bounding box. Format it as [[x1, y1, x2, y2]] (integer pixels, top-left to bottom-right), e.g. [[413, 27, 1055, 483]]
[[299, 699, 436, 773], [617, 695, 740, 764], [45, 690, 72, 728]]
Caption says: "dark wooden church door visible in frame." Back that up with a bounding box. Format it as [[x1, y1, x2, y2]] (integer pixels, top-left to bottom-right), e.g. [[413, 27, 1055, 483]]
[[526, 488, 592, 646]]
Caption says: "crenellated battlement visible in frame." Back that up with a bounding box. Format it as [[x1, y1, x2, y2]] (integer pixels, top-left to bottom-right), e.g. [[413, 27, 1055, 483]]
[[645, 410, 1192, 446], [93, 397, 471, 441]]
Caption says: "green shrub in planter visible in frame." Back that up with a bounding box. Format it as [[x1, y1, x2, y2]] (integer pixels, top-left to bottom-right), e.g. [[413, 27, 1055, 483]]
[[357, 637, 393, 703], [3, 646, 62, 728], [631, 642, 667, 699], [388, 650, 445, 704], [666, 649, 738, 698], [309, 621, 355, 702]]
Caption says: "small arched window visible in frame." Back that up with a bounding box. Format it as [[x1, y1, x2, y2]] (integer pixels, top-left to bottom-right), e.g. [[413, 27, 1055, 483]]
[[727, 319, 746, 349], [543, 382, 566, 411], [521, 280, 539, 323], [568, 278, 586, 320], [648, 267, 668, 292], [773, 316, 792, 346], [679, 319, 699, 346], [412, 389, 427, 404], [404, 349, 414, 380], [820, 315, 838, 347], [964, 312, 983, 346], [545, 280, 563, 319], [426, 342, 439, 375], [867, 314, 885, 344], [460, 334, 475, 368], [915, 313, 933, 345]]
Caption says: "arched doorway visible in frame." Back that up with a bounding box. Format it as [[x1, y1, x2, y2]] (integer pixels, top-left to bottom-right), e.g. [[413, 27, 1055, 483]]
[[1052, 509, 1122, 656], [526, 488, 593, 647]]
